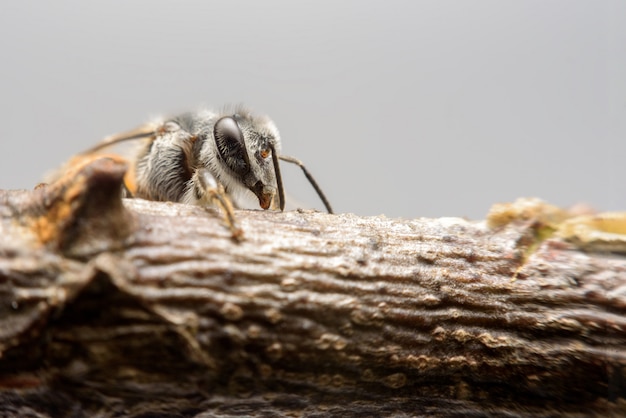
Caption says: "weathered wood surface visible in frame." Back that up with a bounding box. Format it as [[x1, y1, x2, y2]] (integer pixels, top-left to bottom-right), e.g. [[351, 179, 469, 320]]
[[0, 158, 624, 417]]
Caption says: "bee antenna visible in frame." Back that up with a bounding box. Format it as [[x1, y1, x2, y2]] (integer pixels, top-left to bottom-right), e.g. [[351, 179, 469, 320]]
[[278, 154, 334, 214], [270, 144, 285, 211]]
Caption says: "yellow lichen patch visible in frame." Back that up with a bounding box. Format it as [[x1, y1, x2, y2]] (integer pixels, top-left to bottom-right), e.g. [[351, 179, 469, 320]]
[[31, 154, 130, 247], [486, 198, 586, 281], [31, 176, 83, 245], [30, 214, 58, 245], [487, 198, 570, 229], [556, 212, 626, 253]]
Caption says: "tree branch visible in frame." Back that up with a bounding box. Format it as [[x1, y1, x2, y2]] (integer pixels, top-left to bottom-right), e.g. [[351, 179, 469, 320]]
[[0, 158, 624, 417]]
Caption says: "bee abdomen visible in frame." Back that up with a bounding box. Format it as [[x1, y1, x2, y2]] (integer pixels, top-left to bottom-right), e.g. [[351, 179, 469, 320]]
[[135, 142, 193, 203]]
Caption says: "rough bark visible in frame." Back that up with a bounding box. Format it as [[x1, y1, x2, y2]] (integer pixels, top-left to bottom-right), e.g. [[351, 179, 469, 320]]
[[0, 158, 624, 417]]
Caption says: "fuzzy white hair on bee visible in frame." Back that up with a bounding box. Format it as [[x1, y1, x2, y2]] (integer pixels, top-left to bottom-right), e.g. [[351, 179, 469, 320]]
[[171, 107, 282, 210], [69, 106, 333, 220]]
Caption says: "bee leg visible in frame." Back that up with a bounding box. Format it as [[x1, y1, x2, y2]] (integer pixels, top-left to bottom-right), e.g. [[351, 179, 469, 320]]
[[193, 168, 243, 240]]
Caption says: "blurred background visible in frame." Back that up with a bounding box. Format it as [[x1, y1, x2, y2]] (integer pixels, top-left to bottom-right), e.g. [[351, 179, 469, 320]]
[[1, 1, 624, 219]]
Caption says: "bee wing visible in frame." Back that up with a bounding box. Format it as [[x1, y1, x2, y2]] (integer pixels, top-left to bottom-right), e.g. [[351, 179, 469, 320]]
[[45, 123, 160, 194]]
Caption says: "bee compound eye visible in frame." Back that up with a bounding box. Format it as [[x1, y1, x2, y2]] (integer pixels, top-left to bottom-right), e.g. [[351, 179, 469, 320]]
[[214, 117, 243, 148], [214, 116, 250, 175]]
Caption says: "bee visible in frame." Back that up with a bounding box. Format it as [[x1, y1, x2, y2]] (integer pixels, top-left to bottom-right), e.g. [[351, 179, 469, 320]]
[[54, 106, 333, 238]]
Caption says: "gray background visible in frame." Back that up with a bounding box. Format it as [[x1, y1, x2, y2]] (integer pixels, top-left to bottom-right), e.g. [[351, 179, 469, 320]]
[[1, 1, 624, 219]]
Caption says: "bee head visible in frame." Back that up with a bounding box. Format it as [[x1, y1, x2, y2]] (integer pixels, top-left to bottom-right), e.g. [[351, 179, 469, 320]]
[[213, 111, 282, 210]]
